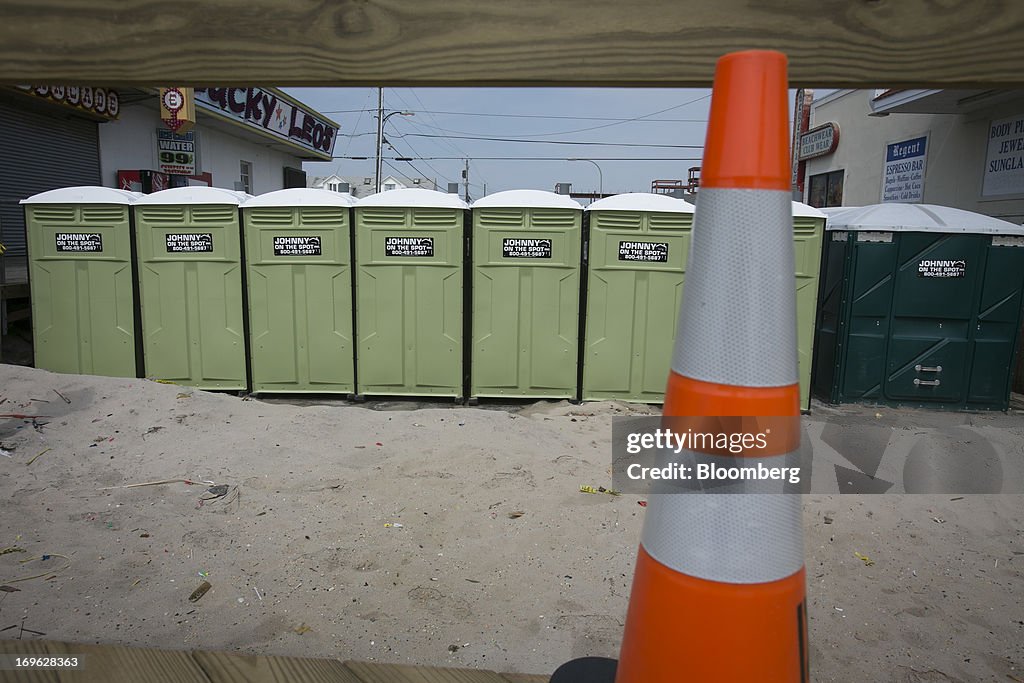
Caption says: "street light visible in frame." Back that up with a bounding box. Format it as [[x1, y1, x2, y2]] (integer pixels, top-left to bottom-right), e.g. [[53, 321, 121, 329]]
[[568, 158, 603, 197], [375, 103, 414, 192]]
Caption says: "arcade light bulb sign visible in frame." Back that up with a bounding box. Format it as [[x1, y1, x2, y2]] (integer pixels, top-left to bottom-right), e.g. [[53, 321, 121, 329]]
[[160, 87, 196, 133]]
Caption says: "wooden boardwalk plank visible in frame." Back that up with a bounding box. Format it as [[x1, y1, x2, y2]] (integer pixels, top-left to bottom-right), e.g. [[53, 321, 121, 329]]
[[49, 640, 210, 683], [193, 649, 361, 683], [344, 661, 509, 683], [0, 639, 60, 683], [499, 674, 550, 683], [2, 1, 1024, 87]]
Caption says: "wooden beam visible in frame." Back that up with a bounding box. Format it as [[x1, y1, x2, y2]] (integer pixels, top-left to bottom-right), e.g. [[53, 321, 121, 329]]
[[2, 1, 1024, 87], [192, 650, 362, 683]]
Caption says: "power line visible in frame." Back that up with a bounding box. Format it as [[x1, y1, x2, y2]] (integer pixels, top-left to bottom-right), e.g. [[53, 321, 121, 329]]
[[397, 133, 702, 149], [335, 155, 703, 161]]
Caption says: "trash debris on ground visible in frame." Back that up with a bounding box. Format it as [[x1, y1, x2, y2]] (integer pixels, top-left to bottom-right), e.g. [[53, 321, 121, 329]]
[[0, 449, 11, 458], [854, 552, 875, 567], [52, 389, 71, 404], [637, 500, 648, 507], [100, 477, 216, 491], [824, 516, 834, 524], [0, 586, 20, 593], [579, 485, 621, 496], [293, 623, 311, 635], [25, 448, 51, 466], [188, 581, 211, 602], [2, 553, 71, 584], [932, 517, 946, 524], [384, 523, 404, 529]]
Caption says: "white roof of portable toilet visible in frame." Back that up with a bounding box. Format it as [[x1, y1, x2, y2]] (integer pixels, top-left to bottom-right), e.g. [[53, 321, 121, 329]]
[[241, 188, 357, 208], [134, 187, 251, 205], [472, 190, 581, 210], [356, 188, 468, 209], [824, 203, 1024, 235], [20, 186, 139, 205], [585, 193, 694, 213], [791, 201, 827, 219]]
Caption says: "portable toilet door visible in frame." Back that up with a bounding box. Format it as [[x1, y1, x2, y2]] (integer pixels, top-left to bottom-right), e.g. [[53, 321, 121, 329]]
[[241, 189, 356, 395], [20, 186, 141, 377], [354, 188, 468, 398], [133, 187, 251, 390], [581, 193, 693, 403], [470, 190, 583, 399]]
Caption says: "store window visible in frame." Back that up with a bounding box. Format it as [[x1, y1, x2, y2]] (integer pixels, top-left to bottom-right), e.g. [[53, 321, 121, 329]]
[[808, 170, 844, 208], [239, 160, 253, 194]]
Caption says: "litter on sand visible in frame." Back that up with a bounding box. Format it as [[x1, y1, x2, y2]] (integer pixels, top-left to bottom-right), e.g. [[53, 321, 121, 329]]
[[384, 523, 404, 529], [188, 581, 212, 602], [26, 448, 51, 466], [854, 552, 875, 567], [100, 478, 216, 490], [579, 485, 621, 496]]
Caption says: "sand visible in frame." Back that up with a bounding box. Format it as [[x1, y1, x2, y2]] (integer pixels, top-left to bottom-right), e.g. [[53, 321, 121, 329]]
[[0, 363, 1021, 681]]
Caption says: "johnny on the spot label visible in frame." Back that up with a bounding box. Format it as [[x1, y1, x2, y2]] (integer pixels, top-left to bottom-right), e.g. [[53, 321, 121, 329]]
[[385, 237, 434, 257], [503, 238, 552, 258], [917, 259, 965, 278], [166, 233, 213, 253], [273, 236, 321, 256], [55, 232, 102, 252], [618, 241, 668, 262]]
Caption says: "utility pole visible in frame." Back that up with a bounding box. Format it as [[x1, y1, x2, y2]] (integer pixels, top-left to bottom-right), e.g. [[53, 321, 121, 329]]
[[463, 159, 470, 202], [375, 88, 384, 193]]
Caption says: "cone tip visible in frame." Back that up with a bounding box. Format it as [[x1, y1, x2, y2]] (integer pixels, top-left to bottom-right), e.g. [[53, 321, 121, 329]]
[[701, 50, 791, 191]]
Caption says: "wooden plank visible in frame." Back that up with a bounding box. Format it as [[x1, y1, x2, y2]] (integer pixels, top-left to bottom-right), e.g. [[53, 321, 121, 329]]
[[0, 639, 60, 683], [344, 661, 509, 683], [46, 641, 211, 683], [1, 1, 1024, 87], [499, 674, 550, 683], [193, 649, 362, 683]]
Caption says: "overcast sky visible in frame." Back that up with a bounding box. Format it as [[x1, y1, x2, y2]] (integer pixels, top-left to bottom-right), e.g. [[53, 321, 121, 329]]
[[284, 87, 719, 198]]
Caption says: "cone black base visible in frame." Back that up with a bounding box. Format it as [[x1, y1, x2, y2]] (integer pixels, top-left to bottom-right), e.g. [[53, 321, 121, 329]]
[[549, 656, 618, 683]]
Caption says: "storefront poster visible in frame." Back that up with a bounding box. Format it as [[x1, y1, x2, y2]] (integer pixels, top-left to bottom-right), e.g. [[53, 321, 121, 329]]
[[983, 114, 1024, 197], [156, 130, 197, 176], [882, 135, 928, 203]]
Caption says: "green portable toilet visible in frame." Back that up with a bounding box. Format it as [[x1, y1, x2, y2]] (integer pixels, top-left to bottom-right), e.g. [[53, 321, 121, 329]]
[[813, 203, 1024, 410], [20, 186, 141, 377], [581, 192, 694, 403], [354, 188, 468, 398], [133, 187, 251, 390], [470, 190, 583, 399], [792, 201, 828, 411], [240, 189, 356, 395]]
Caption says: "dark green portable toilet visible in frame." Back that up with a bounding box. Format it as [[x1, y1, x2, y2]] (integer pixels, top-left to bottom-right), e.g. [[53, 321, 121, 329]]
[[813, 203, 1024, 410], [354, 188, 468, 398], [470, 190, 583, 399], [134, 187, 251, 390], [21, 186, 141, 377], [241, 189, 356, 395], [582, 192, 694, 403]]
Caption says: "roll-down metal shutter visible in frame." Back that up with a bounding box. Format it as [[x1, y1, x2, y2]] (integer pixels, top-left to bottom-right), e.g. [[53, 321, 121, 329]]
[[0, 100, 101, 256]]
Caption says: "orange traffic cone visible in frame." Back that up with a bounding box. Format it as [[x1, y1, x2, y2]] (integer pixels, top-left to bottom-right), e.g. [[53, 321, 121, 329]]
[[612, 50, 808, 682]]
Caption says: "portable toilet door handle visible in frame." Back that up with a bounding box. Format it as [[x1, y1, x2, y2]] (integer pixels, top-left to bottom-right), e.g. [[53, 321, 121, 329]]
[[914, 364, 942, 373], [914, 378, 941, 386]]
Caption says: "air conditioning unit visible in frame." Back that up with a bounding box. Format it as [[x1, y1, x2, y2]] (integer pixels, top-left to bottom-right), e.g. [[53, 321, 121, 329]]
[[413, 178, 421, 185]]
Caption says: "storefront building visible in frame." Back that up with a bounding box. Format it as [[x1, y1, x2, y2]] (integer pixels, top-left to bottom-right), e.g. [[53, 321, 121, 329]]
[[798, 89, 1024, 225]]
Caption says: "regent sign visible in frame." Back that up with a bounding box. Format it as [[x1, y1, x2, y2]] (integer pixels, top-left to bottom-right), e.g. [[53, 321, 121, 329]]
[[797, 122, 839, 161], [193, 87, 338, 159]]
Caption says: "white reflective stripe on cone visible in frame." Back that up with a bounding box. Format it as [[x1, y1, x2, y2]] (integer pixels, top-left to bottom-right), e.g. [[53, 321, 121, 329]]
[[674, 188, 798, 388], [641, 488, 804, 584]]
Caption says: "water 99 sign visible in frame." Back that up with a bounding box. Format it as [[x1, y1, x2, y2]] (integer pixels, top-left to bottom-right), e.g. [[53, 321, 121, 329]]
[[166, 233, 213, 253], [618, 241, 668, 262]]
